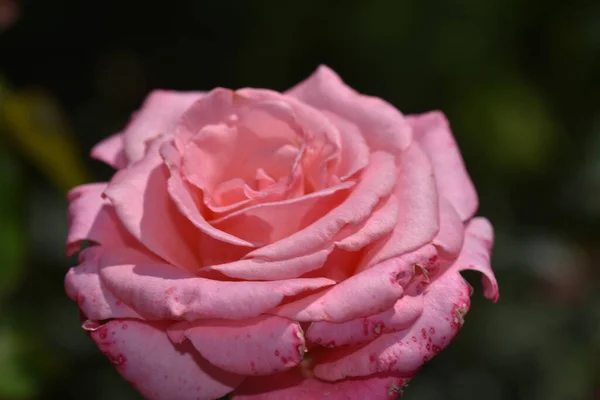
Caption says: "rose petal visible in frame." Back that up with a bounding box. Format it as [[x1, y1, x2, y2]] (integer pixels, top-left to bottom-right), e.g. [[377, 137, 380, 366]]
[[66, 183, 139, 256], [236, 88, 343, 192], [312, 221, 498, 380], [306, 294, 424, 347], [167, 315, 306, 375], [245, 151, 398, 261], [64, 247, 142, 320], [162, 88, 357, 246], [358, 143, 439, 271], [270, 246, 436, 323], [99, 247, 336, 321], [433, 198, 464, 262], [231, 368, 410, 400], [335, 194, 399, 251], [159, 140, 257, 248], [457, 217, 499, 302], [182, 113, 299, 204], [176, 88, 297, 148], [407, 111, 478, 220], [90, 133, 127, 169], [196, 231, 253, 268], [89, 320, 243, 400], [287, 65, 412, 155], [205, 247, 334, 281], [103, 140, 201, 272], [322, 111, 370, 180], [176, 87, 345, 215], [210, 180, 353, 246], [311, 247, 361, 282], [312, 269, 472, 380], [121, 90, 204, 164]]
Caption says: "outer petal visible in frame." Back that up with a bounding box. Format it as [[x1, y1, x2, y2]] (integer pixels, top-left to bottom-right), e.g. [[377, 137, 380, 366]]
[[358, 143, 439, 271], [99, 247, 336, 321], [167, 315, 306, 375], [306, 294, 424, 347], [89, 320, 243, 400], [312, 270, 471, 380], [64, 247, 142, 320], [90, 133, 128, 169], [245, 151, 398, 261], [121, 90, 204, 164], [66, 183, 139, 256], [232, 368, 409, 400], [311, 219, 498, 381], [287, 65, 412, 155], [103, 140, 201, 272], [407, 111, 478, 220], [457, 217, 499, 302], [270, 245, 436, 323]]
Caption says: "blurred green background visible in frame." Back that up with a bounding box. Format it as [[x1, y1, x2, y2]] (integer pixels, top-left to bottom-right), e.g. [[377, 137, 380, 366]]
[[0, 1, 599, 399]]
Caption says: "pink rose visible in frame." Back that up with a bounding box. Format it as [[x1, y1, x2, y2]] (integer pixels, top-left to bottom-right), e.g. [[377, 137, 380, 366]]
[[65, 66, 498, 400]]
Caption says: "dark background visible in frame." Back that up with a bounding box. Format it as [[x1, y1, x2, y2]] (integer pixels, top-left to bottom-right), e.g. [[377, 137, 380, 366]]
[[0, 1, 599, 399]]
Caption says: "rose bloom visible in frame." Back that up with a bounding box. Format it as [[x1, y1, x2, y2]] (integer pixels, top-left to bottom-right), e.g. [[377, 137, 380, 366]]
[[65, 66, 498, 400]]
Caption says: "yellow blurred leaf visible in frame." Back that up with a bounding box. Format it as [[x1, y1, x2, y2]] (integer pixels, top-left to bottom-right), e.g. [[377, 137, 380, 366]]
[[0, 79, 91, 192]]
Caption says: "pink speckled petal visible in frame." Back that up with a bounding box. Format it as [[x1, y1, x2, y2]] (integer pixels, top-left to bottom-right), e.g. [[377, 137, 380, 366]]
[[66, 183, 140, 256], [407, 111, 478, 220], [168, 315, 306, 375], [287, 65, 412, 155], [358, 144, 439, 271], [89, 320, 243, 400], [313, 269, 473, 380], [245, 151, 398, 261], [121, 90, 204, 163], [306, 294, 424, 347], [99, 247, 336, 321], [270, 246, 436, 323], [433, 199, 464, 262], [232, 368, 410, 400], [64, 247, 142, 320], [205, 247, 333, 281], [90, 133, 128, 169], [103, 140, 201, 272], [456, 217, 499, 302]]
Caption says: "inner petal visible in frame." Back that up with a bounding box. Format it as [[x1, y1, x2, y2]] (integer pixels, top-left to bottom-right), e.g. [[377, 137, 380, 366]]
[[212, 178, 248, 207], [250, 168, 276, 194], [182, 123, 302, 213]]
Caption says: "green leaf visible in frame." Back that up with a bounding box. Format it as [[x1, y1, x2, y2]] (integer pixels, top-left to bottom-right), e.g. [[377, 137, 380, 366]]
[[0, 324, 40, 399]]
